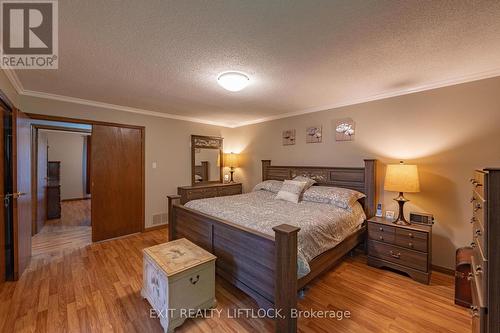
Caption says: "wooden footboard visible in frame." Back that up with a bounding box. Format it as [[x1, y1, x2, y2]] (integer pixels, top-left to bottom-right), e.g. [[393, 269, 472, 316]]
[[167, 195, 299, 332]]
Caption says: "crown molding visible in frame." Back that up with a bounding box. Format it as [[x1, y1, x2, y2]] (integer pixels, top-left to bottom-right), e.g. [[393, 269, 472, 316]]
[[3, 68, 24, 94], [233, 68, 500, 127], [4, 67, 500, 129], [21, 89, 229, 127]]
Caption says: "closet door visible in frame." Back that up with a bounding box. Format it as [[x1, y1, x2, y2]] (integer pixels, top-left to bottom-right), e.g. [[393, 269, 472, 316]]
[[91, 125, 143, 241]]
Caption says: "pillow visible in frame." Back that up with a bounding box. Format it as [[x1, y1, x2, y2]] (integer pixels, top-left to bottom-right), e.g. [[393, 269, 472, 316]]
[[292, 176, 316, 190], [275, 180, 308, 203], [252, 180, 283, 193], [302, 186, 365, 210]]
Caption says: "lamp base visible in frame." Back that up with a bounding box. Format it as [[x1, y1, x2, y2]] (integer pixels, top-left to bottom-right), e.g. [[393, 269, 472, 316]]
[[229, 169, 235, 183], [393, 192, 411, 225]]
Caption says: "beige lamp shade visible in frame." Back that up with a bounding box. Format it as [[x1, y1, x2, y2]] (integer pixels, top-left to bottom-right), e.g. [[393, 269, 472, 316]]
[[224, 152, 239, 168], [384, 163, 420, 193]]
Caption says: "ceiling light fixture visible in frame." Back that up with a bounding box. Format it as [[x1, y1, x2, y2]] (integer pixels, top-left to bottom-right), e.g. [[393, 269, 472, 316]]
[[217, 71, 250, 92]]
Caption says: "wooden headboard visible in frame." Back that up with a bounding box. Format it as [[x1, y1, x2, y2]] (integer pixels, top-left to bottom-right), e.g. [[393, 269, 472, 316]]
[[261, 159, 377, 217]]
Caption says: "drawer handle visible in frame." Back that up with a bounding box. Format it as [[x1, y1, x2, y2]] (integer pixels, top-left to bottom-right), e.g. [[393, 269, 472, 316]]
[[408, 242, 413, 248], [379, 236, 384, 241], [408, 233, 413, 238], [390, 251, 401, 259], [379, 227, 383, 232], [469, 306, 479, 318], [190, 275, 200, 285]]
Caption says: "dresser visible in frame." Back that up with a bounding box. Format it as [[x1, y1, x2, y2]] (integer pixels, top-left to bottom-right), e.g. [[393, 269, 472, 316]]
[[469, 170, 499, 333], [141, 238, 216, 332], [46, 161, 61, 219], [367, 216, 432, 284], [177, 183, 242, 205]]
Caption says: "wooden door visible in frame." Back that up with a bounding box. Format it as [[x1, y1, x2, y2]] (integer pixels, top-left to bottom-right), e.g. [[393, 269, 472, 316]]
[[12, 108, 31, 278], [35, 131, 48, 233], [0, 106, 6, 282], [91, 125, 143, 241]]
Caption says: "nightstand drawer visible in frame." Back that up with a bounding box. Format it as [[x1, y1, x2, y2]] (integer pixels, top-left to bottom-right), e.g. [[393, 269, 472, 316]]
[[368, 240, 428, 272], [368, 223, 395, 236], [395, 228, 428, 252], [218, 184, 242, 196], [368, 228, 395, 244]]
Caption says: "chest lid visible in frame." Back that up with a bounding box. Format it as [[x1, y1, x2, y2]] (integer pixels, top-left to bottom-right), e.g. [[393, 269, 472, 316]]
[[143, 238, 216, 277]]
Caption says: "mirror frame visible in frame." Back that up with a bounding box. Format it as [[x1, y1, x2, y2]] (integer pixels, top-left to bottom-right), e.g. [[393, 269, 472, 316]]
[[191, 135, 224, 186]]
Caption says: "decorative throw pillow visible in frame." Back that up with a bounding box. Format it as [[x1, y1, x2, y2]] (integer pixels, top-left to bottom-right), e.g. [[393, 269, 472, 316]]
[[302, 186, 365, 210], [292, 176, 316, 190], [252, 180, 283, 193], [275, 180, 308, 203]]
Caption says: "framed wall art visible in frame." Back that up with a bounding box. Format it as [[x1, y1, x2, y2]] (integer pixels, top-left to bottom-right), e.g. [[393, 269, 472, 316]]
[[306, 126, 322, 143], [334, 118, 355, 141], [282, 129, 296, 145]]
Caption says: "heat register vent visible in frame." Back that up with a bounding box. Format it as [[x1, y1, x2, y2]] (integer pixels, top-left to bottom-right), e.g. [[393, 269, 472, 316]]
[[152, 213, 168, 225]]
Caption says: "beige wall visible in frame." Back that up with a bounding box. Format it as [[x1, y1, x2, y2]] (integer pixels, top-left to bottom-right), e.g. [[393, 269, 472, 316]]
[[20, 95, 227, 228], [225, 76, 500, 269], [45, 131, 87, 200], [4, 68, 500, 268]]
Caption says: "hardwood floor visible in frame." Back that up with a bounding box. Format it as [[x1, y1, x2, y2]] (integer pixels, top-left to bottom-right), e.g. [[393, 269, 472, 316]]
[[45, 199, 91, 227], [32, 200, 91, 257], [3, 228, 470, 333]]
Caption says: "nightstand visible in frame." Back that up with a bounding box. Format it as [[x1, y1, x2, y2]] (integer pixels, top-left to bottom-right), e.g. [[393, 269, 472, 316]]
[[367, 216, 432, 284]]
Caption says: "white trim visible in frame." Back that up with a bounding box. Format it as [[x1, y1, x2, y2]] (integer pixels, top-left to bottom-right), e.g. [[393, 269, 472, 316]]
[[4, 68, 500, 128], [22, 89, 227, 127], [3, 68, 24, 94], [234, 68, 500, 127]]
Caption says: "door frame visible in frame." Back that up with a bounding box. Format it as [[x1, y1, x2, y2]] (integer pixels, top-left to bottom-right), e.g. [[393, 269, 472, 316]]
[[26, 113, 146, 233], [30, 124, 92, 235]]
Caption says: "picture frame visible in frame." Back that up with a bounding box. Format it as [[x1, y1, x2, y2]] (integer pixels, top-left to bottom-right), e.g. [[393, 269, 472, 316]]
[[385, 210, 395, 220], [306, 126, 322, 143], [334, 118, 355, 141], [282, 129, 296, 145]]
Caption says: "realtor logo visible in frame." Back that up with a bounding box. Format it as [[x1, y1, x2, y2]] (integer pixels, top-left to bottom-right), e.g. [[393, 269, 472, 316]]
[[1, 0, 58, 69]]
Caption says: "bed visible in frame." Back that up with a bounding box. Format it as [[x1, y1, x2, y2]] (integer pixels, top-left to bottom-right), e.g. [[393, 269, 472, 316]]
[[167, 159, 376, 332]]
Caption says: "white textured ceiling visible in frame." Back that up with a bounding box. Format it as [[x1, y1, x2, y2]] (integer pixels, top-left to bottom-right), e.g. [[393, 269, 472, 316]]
[[13, 0, 500, 127]]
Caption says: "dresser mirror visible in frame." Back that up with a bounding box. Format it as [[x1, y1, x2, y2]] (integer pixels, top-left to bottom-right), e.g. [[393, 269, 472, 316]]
[[191, 135, 223, 185]]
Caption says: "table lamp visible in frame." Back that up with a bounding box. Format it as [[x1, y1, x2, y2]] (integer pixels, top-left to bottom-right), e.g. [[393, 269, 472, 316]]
[[224, 152, 239, 183], [384, 161, 420, 225]]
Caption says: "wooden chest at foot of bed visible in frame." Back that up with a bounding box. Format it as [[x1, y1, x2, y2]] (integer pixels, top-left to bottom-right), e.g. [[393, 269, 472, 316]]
[[141, 238, 217, 332]]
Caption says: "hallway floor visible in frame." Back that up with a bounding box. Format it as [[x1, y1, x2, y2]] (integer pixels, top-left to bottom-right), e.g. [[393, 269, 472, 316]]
[[32, 199, 91, 258]]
